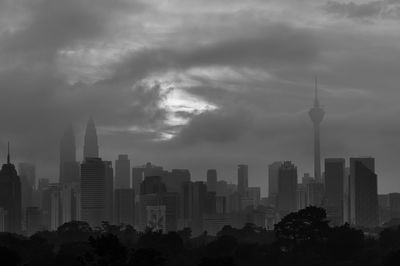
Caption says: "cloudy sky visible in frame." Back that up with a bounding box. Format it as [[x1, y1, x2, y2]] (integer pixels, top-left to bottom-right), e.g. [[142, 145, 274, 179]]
[[1, 0, 400, 195]]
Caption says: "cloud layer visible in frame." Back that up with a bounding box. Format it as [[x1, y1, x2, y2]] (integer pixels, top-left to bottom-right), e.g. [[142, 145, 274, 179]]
[[0, 0, 399, 195]]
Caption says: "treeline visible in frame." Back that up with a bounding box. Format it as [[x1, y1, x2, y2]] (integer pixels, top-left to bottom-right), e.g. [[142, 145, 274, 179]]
[[1, 206, 400, 265]]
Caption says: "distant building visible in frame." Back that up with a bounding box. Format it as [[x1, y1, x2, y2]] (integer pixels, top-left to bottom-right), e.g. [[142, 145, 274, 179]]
[[0, 208, 6, 232], [308, 78, 325, 182], [207, 169, 217, 192], [296, 184, 307, 210], [18, 162, 36, 227], [192, 181, 207, 234], [80, 157, 107, 228], [0, 147, 22, 233], [306, 181, 324, 207], [237, 164, 249, 196], [325, 158, 345, 225], [104, 161, 114, 223], [83, 118, 99, 159], [268, 162, 282, 200], [26, 207, 43, 236], [205, 192, 217, 215], [216, 180, 228, 197], [277, 161, 297, 217], [59, 126, 79, 184], [164, 169, 190, 192], [140, 176, 166, 195], [146, 205, 166, 233], [114, 188, 135, 225], [246, 187, 261, 208], [132, 167, 144, 194], [389, 193, 400, 220], [349, 157, 379, 228], [115, 155, 130, 189], [161, 192, 180, 232]]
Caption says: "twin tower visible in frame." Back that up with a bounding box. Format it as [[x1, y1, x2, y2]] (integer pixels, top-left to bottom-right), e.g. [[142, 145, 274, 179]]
[[59, 118, 99, 184], [308, 77, 325, 182]]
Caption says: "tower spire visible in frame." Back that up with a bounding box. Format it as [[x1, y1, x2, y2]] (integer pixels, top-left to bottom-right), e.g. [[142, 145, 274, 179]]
[[314, 75, 319, 107], [7, 141, 10, 164]]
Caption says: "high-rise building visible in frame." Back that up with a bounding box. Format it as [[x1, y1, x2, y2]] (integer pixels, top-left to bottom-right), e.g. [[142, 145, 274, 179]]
[[60, 182, 80, 224], [18, 162, 36, 225], [114, 188, 135, 225], [306, 181, 324, 207], [325, 158, 345, 225], [26, 207, 43, 236], [80, 157, 107, 227], [237, 164, 248, 196], [0, 145, 21, 233], [308, 78, 325, 182], [268, 162, 282, 200], [246, 187, 261, 208], [104, 161, 114, 223], [140, 176, 166, 195], [60, 126, 79, 184], [277, 161, 297, 217], [115, 155, 130, 189], [164, 169, 190, 192], [207, 169, 217, 192], [216, 180, 228, 197], [132, 167, 144, 194], [349, 157, 378, 228], [83, 118, 99, 159], [192, 181, 207, 234], [161, 192, 180, 232]]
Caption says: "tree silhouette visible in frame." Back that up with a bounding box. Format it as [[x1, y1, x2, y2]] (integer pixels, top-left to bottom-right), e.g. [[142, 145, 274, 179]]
[[275, 206, 329, 252]]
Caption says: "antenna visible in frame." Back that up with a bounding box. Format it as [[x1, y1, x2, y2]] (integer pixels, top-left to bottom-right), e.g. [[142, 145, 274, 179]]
[[314, 75, 319, 107], [7, 141, 10, 164]]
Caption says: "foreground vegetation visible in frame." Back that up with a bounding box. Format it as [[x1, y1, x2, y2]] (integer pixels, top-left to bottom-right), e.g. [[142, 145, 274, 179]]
[[1, 207, 400, 266]]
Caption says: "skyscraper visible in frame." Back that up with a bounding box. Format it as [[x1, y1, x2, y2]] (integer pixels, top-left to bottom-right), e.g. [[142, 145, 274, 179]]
[[277, 161, 297, 217], [237, 164, 248, 196], [268, 162, 282, 200], [207, 169, 217, 192], [349, 157, 379, 228], [0, 144, 21, 233], [80, 157, 106, 227], [308, 78, 325, 182], [115, 154, 130, 189], [83, 118, 99, 159], [325, 158, 345, 225], [115, 188, 135, 225], [60, 126, 79, 184], [18, 162, 36, 223]]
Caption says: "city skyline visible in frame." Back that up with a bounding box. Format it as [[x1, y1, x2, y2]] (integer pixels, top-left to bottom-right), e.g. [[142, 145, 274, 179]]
[[1, 0, 400, 197]]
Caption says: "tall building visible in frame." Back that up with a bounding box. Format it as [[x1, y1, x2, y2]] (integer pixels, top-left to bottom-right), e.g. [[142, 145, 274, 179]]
[[0, 145, 21, 233], [308, 78, 325, 182], [115, 154, 130, 189], [164, 169, 191, 192], [18, 162, 36, 226], [140, 176, 166, 195], [80, 158, 107, 227], [207, 169, 217, 192], [60, 126, 79, 184], [104, 161, 114, 223], [277, 161, 297, 217], [268, 162, 282, 201], [325, 158, 345, 225], [349, 157, 378, 228], [192, 181, 207, 234], [114, 188, 135, 225], [132, 167, 144, 194], [83, 118, 99, 159], [237, 164, 248, 196]]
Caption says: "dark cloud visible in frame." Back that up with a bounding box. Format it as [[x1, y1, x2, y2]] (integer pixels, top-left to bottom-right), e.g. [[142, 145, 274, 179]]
[[325, 0, 400, 19], [174, 108, 253, 144]]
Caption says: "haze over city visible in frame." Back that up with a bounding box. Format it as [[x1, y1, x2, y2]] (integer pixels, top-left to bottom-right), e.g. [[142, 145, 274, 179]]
[[1, 0, 400, 196]]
